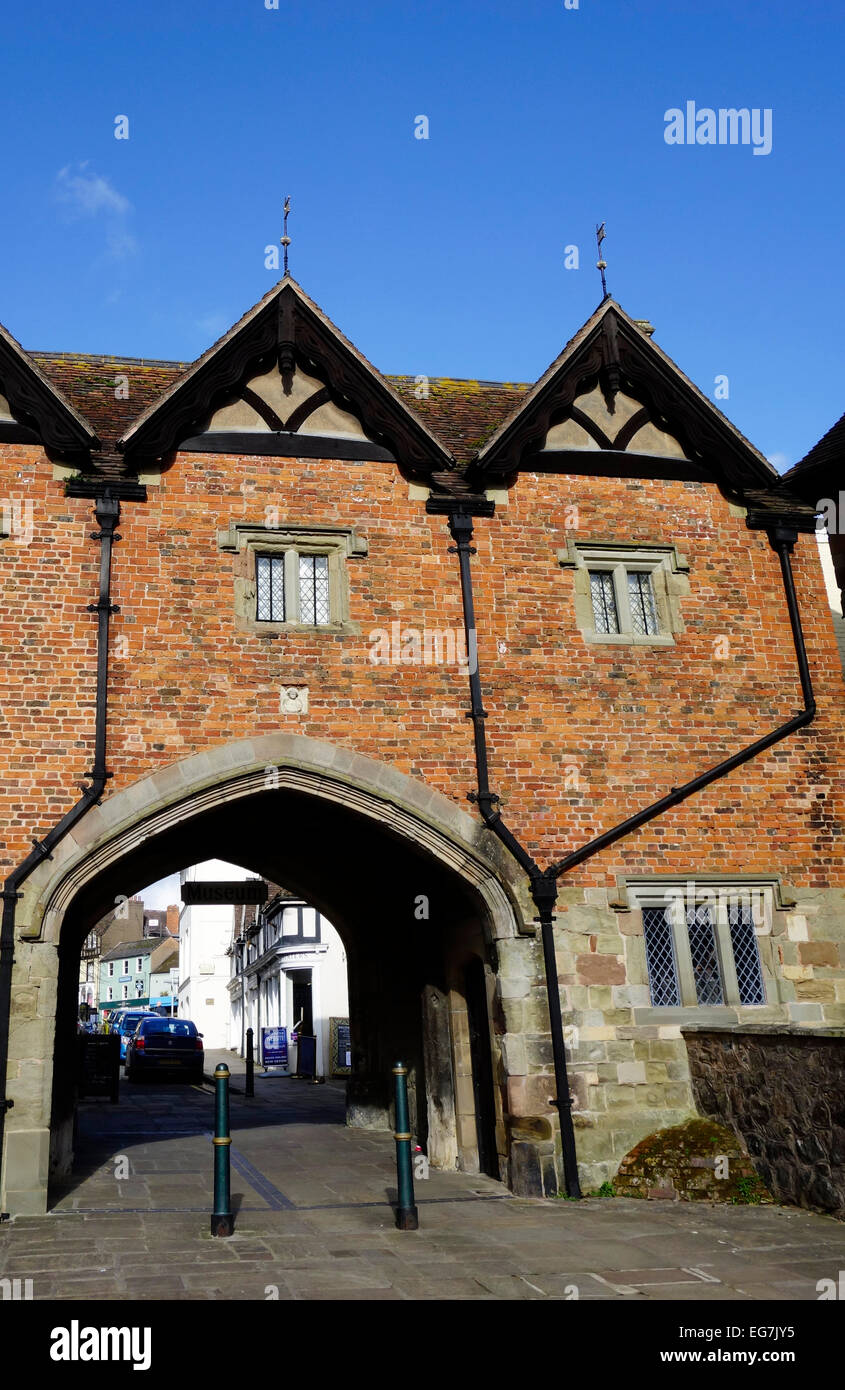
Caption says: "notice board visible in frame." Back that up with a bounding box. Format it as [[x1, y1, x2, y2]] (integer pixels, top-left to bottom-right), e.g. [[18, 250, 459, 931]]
[[330, 1017, 352, 1075], [262, 1026, 288, 1067]]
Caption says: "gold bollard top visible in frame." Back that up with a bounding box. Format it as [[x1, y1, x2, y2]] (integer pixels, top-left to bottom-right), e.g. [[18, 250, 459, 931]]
[[214, 1063, 230, 1077]]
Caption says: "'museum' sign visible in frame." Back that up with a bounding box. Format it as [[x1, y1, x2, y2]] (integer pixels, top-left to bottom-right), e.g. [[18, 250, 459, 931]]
[[181, 879, 268, 905]]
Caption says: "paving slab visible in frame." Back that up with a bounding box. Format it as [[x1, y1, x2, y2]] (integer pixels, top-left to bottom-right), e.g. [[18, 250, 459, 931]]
[[3, 1075, 844, 1301]]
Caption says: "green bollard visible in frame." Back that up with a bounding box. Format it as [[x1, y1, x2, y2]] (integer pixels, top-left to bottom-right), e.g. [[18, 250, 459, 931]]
[[393, 1061, 419, 1230], [211, 1063, 234, 1237]]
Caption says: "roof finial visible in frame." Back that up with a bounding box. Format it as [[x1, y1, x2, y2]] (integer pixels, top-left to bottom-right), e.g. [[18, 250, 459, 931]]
[[595, 221, 609, 300], [281, 196, 291, 277]]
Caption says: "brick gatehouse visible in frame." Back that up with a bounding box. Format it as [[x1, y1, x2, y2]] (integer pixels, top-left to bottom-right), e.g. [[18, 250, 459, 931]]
[[1, 277, 843, 1215]]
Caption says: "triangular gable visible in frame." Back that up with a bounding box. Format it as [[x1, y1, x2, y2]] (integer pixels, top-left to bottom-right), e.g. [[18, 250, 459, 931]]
[[469, 299, 778, 492], [119, 276, 455, 480], [0, 320, 99, 455], [785, 407, 845, 495]]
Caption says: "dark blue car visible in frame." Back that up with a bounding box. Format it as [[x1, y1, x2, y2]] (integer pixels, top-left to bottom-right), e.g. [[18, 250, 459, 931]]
[[115, 1009, 158, 1059], [125, 1016, 204, 1084]]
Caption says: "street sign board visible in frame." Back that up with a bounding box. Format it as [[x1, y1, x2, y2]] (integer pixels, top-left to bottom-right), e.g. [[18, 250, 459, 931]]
[[330, 1017, 352, 1075], [262, 1026, 288, 1067], [181, 879, 268, 905]]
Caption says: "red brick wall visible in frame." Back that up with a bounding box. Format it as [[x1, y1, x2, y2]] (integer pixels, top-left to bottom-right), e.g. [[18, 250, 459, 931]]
[[1, 446, 99, 867], [2, 442, 842, 893]]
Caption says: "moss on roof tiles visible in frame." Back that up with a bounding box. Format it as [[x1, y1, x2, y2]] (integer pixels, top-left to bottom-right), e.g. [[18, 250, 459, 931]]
[[30, 350, 528, 466]]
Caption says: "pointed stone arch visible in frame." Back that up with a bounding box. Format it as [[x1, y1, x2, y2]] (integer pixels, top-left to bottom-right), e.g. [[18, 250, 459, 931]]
[[4, 736, 530, 1215], [16, 734, 526, 943]]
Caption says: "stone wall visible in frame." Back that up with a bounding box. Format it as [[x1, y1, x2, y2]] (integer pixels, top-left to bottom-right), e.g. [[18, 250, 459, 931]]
[[683, 1026, 845, 1217]]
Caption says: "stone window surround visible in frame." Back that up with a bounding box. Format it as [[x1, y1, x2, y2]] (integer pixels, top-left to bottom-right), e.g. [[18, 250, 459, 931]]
[[616, 875, 786, 1015], [217, 521, 367, 635], [557, 537, 690, 646]]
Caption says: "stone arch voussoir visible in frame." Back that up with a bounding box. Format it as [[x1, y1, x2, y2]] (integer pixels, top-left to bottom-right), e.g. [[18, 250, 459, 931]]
[[16, 734, 529, 945]]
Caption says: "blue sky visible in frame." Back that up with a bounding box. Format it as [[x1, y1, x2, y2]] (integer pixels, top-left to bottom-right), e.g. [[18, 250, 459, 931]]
[[1, 0, 843, 469]]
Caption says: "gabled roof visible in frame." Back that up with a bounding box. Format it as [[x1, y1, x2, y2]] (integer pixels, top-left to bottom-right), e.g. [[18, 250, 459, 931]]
[[19, 284, 793, 511], [31, 352, 528, 472], [785, 408, 845, 492], [100, 939, 157, 962], [116, 275, 456, 481], [469, 298, 779, 492], [0, 319, 99, 455]]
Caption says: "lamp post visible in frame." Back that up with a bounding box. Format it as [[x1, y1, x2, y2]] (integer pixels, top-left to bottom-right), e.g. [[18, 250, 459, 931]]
[[235, 936, 245, 1059]]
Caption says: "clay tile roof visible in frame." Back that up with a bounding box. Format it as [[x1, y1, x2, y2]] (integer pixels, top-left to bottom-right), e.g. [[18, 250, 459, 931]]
[[29, 349, 530, 467], [785, 408, 845, 487], [388, 376, 530, 464], [30, 352, 189, 455]]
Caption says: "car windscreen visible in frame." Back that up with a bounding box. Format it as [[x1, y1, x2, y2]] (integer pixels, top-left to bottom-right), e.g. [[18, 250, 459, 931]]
[[139, 1020, 196, 1037], [119, 1014, 151, 1031]]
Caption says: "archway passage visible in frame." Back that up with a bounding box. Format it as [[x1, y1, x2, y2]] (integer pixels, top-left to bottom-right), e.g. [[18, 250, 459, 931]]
[[47, 782, 508, 1201]]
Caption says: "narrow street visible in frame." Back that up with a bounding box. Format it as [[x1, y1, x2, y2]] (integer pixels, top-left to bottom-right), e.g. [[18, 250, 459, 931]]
[[2, 1056, 844, 1301]]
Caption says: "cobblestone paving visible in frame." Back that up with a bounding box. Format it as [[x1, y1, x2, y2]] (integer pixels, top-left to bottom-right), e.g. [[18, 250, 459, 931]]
[[2, 1052, 843, 1301]]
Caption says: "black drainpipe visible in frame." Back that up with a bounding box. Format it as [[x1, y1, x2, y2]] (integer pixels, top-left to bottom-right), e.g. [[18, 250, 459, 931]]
[[0, 490, 120, 1214], [431, 499, 816, 1201], [545, 528, 816, 880]]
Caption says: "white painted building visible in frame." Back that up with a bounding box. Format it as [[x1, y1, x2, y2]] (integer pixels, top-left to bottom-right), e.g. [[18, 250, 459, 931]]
[[178, 860, 253, 1048], [816, 527, 845, 669], [229, 890, 349, 1078]]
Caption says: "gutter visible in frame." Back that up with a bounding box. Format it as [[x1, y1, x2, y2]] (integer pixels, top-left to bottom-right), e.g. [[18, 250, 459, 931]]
[[0, 490, 121, 1215], [429, 499, 816, 1200]]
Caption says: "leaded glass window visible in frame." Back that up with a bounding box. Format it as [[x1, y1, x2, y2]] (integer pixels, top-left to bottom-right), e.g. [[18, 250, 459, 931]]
[[728, 902, 766, 1005], [254, 550, 333, 625], [299, 554, 330, 626], [256, 554, 286, 622], [589, 570, 619, 633], [586, 564, 661, 638], [640, 893, 767, 1008], [628, 571, 659, 635], [687, 904, 724, 1005], [643, 907, 681, 1005]]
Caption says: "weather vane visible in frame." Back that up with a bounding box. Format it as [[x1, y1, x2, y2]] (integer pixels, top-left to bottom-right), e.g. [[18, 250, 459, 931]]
[[281, 196, 291, 276], [595, 222, 609, 300]]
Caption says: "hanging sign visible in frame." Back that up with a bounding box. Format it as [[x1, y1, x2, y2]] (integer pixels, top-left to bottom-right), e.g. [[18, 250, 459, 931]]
[[181, 880, 268, 905]]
